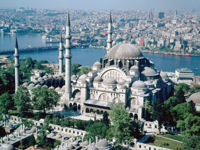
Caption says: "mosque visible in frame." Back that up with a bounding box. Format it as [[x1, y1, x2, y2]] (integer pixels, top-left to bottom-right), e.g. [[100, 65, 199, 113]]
[[15, 13, 173, 121]]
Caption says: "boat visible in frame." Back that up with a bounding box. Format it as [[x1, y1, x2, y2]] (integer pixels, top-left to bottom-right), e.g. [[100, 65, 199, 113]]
[[183, 54, 191, 57]]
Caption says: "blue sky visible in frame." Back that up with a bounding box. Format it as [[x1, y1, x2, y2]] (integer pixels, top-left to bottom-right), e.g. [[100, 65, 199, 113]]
[[0, 0, 199, 10]]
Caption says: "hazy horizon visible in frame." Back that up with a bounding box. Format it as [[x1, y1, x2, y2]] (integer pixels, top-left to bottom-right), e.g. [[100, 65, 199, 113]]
[[0, 0, 199, 11]]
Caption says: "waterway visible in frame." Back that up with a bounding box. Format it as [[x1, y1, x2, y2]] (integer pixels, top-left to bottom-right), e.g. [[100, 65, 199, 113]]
[[0, 33, 200, 75]]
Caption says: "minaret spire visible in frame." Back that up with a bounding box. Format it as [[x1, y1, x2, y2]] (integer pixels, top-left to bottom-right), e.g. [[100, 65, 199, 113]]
[[107, 11, 113, 52], [14, 37, 19, 92], [65, 12, 72, 102], [58, 33, 63, 74]]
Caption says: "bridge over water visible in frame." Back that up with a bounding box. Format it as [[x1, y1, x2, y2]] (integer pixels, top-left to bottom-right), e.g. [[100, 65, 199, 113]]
[[0, 46, 59, 55]]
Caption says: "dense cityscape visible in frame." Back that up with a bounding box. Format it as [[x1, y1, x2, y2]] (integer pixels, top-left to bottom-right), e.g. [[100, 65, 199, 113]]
[[0, 1, 200, 150], [1, 8, 200, 55]]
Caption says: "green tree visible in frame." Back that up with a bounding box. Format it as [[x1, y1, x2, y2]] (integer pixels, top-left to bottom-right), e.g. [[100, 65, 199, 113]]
[[151, 100, 164, 131], [71, 63, 81, 75], [183, 136, 200, 150], [162, 96, 184, 125], [109, 103, 132, 145], [175, 83, 190, 94], [0, 92, 14, 114], [85, 121, 109, 142], [79, 66, 91, 75], [0, 66, 15, 94], [32, 86, 60, 114], [22, 118, 34, 129], [13, 86, 32, 117], [190, 85, 200, 94], [101, 112, 110, 126], [20, 57, 34, 81], [174, 87, 186, 103], [171, 102, 196, 122], [177, 114, 200, 136]]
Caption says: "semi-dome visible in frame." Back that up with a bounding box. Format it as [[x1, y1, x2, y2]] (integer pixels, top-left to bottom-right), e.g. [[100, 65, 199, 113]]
[[132, 80, 146, 89], [79, 74, 87, 81], [78, 74, 87, 83], [106, 43, 143, 59], [103, 78, 117, 85], [142, 67, 158, 77], [188, 92, 200, 104]]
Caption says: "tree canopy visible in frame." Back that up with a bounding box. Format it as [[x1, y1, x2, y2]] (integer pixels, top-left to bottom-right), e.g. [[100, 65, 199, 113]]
[[0, 92, 14, 114], [13, 86, 32, 117], [109, 103, 132, 145], [32, 86, 60, 114], [85, 121, 109, 142]]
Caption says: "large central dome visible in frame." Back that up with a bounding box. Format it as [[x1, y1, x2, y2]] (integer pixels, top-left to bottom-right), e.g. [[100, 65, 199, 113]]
[[106, 43, 143, 59]]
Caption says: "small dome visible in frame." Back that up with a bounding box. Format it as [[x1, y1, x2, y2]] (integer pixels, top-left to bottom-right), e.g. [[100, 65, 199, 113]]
[[43, 85, 48, 88], [130, 65, 139, 71], [22, 82, 28, 87], [132, 80, 146, 89], [87, 145, 98, 150], [81, 140, 89, 147], [71, 75, 77, 80], [96, 139, 108, 148], [93, 61, 101, 67], [103, 78, 117, 85], [35, 84, 40, 88], [188, 92, 200, 104], [49, 86, 54, 89], [68, 144, 74, 149], [160, 71, 168, 79], [142, 67, 158, 77], [106, 43, 143, 59], [1, 144, 14, 150], [55, 87, 61, 91], [94, 76, 103, 82], [43, 75, 48, 79], [38, 77, 43, 82], [28, 83, 35, 88], [30, 127, 36, 133]]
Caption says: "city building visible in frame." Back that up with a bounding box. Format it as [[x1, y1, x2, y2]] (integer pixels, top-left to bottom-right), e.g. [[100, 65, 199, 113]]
[[175, 68, 194, 85], [158, 12, 165, 19]]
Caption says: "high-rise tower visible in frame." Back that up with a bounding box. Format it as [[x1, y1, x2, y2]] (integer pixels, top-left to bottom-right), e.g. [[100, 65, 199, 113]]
[[58, 34, 63, 74], [14, 37, 19, 92], [65, 13, 72, 101], [106, 11, 113, 52]]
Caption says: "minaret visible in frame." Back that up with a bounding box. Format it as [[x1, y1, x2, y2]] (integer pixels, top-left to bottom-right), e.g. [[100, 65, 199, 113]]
[[58, 34, 63, 74], [65, 12, 72, 101], [106, 11, 113, 52], [14, 37, 19, 92]]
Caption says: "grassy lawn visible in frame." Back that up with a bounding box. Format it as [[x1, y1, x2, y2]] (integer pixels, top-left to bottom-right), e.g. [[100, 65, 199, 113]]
[[162, 134, 184, 142], [146, 135, 184, 150]]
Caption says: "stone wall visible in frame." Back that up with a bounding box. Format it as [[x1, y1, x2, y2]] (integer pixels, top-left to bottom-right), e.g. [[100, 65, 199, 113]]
[[8, 115, 86, 138]]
